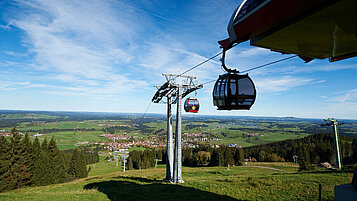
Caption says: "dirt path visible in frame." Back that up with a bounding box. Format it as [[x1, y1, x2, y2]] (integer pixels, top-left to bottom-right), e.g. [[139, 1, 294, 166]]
[[242, 165, 287, 172]]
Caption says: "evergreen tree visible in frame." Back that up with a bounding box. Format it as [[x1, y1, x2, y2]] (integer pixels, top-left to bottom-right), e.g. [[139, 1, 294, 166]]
[[352, 138, 357, 163], [234, 148, 244, 165], [68, 148, 80, 178], [41, 137, 48, 152], [7, 128, 31, 190], [32, 150, 51, 186], [48, 137, 67, 183], [221, 146, 234, 166], [62, 152, 73, 175], [0, 136, 10, 192], [77, 150, 88, 178], [31, 137, 42, 185], [209, 149, 220, 166], [258, 150, 266, 162], [32, 137, 41, 163], [21, 133, 35, 185], [68, 148, 88, 179], [127, 157, 133, 170]]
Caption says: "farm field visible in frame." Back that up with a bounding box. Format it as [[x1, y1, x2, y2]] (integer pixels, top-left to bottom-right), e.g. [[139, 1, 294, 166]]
[[0, 159, 350, 201], [1, 111, 357, 150]]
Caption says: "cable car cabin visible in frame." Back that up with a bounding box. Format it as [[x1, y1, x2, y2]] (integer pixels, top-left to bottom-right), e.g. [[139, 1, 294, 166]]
[[184, 98, 200, 113], [213, 73, 256, 110], [220, 0, 357, 62]]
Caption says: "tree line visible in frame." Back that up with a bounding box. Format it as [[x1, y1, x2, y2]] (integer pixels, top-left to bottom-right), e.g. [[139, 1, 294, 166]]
[[127, 149, 163, 170], [126, 145, 245, 170], [25, 128, 98, 133], [126, 133, 357, 171], [243, 133, 357, 170], [182, 145, 244, 167], [0, 128, 99, 192]]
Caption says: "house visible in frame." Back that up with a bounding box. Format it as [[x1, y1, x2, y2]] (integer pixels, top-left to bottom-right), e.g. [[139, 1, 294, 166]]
[[319, 162, 332, 169]]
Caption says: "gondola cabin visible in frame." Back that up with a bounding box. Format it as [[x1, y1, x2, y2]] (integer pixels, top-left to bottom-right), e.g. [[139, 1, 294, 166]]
[[184, 98, 200, 113], [213, 73, 256, 110]]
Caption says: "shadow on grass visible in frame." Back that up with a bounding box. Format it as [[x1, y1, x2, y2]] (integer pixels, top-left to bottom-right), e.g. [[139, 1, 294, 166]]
[[84, 180, 242, 201], [271, 169, 353, 176], [112, 176, 159, 183]]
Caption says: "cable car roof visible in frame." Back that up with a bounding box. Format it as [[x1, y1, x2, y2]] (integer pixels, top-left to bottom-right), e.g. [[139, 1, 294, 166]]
[[222, 0, 357, 62]]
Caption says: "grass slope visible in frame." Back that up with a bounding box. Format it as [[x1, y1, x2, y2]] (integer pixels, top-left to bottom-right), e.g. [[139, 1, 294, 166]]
[[0, 162, 349, 201]]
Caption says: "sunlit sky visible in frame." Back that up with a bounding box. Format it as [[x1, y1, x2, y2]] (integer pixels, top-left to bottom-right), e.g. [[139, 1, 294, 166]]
[[0, 0, 357, 119]]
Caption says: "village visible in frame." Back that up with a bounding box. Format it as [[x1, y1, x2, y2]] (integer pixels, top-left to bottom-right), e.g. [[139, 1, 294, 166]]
[[97, 132, 222, 151]]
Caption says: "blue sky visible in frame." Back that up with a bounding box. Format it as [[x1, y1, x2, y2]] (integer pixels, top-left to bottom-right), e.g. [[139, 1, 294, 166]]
[[0, 0, 357, 119]]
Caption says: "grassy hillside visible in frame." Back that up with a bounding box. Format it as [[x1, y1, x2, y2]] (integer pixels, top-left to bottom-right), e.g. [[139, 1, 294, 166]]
[[0, 161, 349, 201]]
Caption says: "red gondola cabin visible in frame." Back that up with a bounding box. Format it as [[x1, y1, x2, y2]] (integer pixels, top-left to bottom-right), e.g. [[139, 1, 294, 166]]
[[184, 98, 200, 113]]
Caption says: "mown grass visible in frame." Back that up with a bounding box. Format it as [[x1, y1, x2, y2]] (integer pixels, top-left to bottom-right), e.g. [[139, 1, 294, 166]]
[[216, 130, 310, 147], [0, 162, 349, 201], [29, 130, 108, 150], [17, 121, 100, 131], [88, 161, 123, 177]]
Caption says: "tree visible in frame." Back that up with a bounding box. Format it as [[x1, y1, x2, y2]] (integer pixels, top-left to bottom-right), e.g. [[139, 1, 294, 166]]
[[352, 138, 357, 163], [48, 137, 67, 183], [234, 148, 244, 166], [77, 150, 88, 178], [20, 133, 34, 185], [32, 151, 51, 186], [221, 146, 234, 166], [258, 150, 266, 162], [208, 149, 220, 166], [195, 151, 211, 165], [0, 136, 10, 192], [32, 137, 41, 159], [31, 136, 50, 186], [41, 137, 48, 152], [7, 128, 32, 190], [68, 148, 88, 179], [127, 157, 133, 170]]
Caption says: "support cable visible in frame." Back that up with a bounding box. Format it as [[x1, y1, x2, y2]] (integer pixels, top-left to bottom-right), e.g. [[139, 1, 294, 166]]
[[240, 55, 297, 73], [139, 101, 152, 125], [178, 52, 222, 76], [200, 55, 298, 86], [178, 44, 238, 76]]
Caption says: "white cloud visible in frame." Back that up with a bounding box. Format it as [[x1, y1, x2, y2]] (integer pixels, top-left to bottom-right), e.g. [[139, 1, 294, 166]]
[[0, 24, 10, 30], [138, 43, 223, 85], [239, 47, 272, 57], [9, 0, 148, 94], [0, 60, 26, 67], [6, 0, 232, 98], [340, 89, 357, 103], [3, 51, 28, 57], [323, 88, 357, 103], [0, 81, 51, 90], [255, 76, 321, 93], [321, 102, 357, 119], [258, 62, 357, 76]]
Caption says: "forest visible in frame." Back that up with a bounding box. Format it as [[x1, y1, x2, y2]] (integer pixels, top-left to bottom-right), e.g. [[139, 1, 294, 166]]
[[126, 133, 357, 171], [244, 133, 357, 170], [126, 145, 245, 170], [0, 128, 99, 192]]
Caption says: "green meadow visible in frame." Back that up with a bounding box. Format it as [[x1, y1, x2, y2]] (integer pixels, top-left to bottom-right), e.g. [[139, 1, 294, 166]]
[[0, 160, 349, 201]]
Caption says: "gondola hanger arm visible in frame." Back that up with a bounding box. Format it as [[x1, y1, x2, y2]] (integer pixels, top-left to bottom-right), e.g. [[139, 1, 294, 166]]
[[220, 48, 239, 74]]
